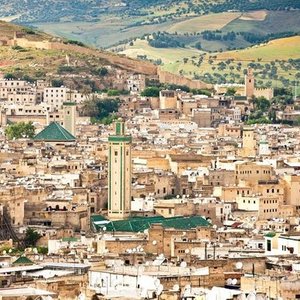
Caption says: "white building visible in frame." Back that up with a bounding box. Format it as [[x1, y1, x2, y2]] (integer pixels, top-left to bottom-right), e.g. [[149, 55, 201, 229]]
[[265, 233, 300, 255], [43, 87, 68, 108]]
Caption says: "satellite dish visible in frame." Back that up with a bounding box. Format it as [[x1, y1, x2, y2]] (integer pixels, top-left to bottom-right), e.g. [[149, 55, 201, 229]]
[[226, 278, 233, 285], [152, 240, 157, 245], [173, 284, 180, 291], [236, 262, 243, 269], [232, 278, 238, 285], [185, 249, 190, 254], [180, 261, 187, 268]]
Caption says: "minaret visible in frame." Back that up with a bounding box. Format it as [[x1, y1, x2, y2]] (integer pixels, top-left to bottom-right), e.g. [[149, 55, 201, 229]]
[[245, 67, 255, 99], [108, 119, 132, 220], [240, 127, 256, 157], [63, 102, 76, 136]]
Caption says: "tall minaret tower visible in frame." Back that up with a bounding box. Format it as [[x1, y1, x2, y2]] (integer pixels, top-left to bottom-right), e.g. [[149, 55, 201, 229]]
[[63, 102, 76, 136], [108, 119, 132, 220], [245, 67, 255, 99]]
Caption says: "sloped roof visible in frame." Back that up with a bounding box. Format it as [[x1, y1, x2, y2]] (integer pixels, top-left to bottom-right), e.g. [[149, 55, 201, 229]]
[[91, 215, 210, 233], [265, 232, 276, 238], [12, 256, 34, 265], [34, 122, 75, 141]]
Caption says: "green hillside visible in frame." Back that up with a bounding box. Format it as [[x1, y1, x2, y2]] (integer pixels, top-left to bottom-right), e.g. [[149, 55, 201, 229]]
[[120, 35, 300, 88]]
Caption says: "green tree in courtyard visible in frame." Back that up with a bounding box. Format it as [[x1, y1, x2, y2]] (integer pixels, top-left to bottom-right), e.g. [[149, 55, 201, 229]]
[[5, 122, 35, 140]]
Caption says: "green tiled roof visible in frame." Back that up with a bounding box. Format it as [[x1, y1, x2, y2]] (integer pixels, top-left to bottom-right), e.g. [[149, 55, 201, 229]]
[[265, 232, 276, 238], [12, 256, 34, 265], [34, 122, 75, 141], [91, 215, 210, 233]]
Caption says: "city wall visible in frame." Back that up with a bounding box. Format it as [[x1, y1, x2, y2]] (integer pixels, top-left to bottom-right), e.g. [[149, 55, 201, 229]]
[[10, 38, 211, 89]]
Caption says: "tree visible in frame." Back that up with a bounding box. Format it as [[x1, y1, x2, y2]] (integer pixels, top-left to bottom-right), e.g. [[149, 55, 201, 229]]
[[4, 73, 16, 80], [195, 42, 201, 50], [225, 87, 236, 96], [24, 228, 41, 247], [141, 87, 160, 97], [5, 122, 35, 140], [98, 67, 108, 76], [82, 98, 120, 124], [294, 116, 300, 126], [107, 90, 120, 96], [254, 96, 270, 112], [51, 79, 64, 87]]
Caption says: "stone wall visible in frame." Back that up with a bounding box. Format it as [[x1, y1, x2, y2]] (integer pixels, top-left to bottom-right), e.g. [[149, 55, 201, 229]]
[[10, 38, 212, 89], [158, 69, 212, 89]]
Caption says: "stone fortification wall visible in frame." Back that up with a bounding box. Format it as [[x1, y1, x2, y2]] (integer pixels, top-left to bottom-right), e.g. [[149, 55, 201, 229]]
[[11, 38, 211, 89], [158, 69, 212, 89]]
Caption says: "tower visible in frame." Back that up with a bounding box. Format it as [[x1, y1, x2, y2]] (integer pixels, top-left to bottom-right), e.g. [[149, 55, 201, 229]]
[[63, 102, 76, 136], [108, 119, 132, 220], [240, 127, 256, 157], [245, 67, 255, 99], [259, 135, 270, 156]]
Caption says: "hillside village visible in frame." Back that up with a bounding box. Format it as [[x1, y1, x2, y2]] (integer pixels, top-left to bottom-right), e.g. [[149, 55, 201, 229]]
[[0, 20, 300, 300]]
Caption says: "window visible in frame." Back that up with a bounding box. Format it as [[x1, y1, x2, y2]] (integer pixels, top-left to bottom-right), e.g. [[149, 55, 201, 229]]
[[267, 240, 271, 251]]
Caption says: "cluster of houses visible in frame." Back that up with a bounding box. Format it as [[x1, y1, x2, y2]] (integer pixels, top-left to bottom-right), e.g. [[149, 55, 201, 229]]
[[0, 68, 300, 300]]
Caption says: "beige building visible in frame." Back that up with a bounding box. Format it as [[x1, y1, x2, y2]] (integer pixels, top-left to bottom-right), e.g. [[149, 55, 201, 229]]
[[159, 90, 177, 109], [240, 127, 256, 157], [235, 162, 275, 185], [283, 174, 300, 206], [192, 108, 212, 127], [43, 87, 68, 108]]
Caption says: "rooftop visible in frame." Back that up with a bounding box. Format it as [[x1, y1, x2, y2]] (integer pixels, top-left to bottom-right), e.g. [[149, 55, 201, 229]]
[[91, 215, 210, 233], [34, 122, 75, 142]]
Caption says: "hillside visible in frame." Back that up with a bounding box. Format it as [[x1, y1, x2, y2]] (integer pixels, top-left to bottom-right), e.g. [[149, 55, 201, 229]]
[[0, 0, 300, 50], [120, 35, 300, 88], [0, 21, 211, 92]]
